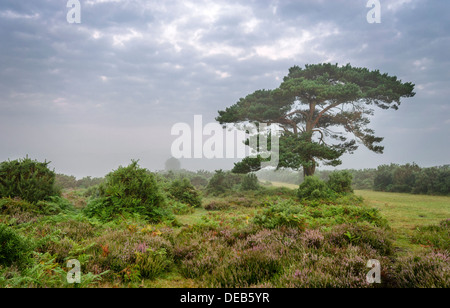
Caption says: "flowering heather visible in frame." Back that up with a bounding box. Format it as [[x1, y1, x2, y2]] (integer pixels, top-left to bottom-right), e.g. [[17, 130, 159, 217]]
[[301, 229, 325, 249], [83, 228, 173, 275], [208, 246, 284, 288], [325, 223, 395, 256], [388, 251, 450, 288], [276, 248, 375, 288], [135, 242, 149, 254]]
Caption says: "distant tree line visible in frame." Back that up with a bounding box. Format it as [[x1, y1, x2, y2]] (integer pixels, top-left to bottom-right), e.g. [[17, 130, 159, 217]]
[[55, 174, 104, 190], [156, 169, 214, 189], [257, 163, 449, 196], [371, 163, 449, 195]]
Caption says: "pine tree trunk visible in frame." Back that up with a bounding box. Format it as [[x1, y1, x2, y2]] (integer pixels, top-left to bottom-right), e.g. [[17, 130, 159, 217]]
[[302, 102, 317, 177], [303, 164, 316, 177]]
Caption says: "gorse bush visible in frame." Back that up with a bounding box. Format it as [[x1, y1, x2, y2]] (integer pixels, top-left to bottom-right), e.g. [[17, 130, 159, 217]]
[[83, 160, 169, 222], [168, 178, 202, 208], [0, 224, 34, 267], [240, 173, 260, 191], [298, 171, 356, 200], [298, 176, 332, 200], [0, 157, 59, 203], [327, 170, 353, 194]]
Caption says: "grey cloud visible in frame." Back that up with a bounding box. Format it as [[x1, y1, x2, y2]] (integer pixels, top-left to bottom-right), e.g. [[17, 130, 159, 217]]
[[0, 0, 448, 177]]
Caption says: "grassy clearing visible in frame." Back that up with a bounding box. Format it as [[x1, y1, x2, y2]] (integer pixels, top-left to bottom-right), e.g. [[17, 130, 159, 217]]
[[355, 190, 450, 252], [354, 190, 450, 229], [267, 181, 299, 190]]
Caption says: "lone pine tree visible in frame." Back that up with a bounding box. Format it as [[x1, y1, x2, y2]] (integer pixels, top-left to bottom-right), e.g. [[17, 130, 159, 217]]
[[217, 63, 415, 176]]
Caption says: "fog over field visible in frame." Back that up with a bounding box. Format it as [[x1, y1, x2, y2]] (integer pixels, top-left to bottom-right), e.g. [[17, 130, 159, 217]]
[[0, 0, 449, 178]]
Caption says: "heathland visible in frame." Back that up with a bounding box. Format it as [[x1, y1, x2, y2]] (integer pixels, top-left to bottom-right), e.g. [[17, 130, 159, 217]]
[[0, 158, 448, 288]]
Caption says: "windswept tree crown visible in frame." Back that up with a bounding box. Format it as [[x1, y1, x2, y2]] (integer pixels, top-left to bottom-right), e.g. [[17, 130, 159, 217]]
[[217, 63, 415, 175]]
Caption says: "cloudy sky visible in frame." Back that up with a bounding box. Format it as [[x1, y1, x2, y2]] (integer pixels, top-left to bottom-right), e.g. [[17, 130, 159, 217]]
[[0, 0, 449, 178]]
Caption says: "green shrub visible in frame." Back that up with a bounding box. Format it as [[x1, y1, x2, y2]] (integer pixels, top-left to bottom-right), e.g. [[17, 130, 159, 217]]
[[253, 200, 307, 230], [83, 185, 100, 198], [190, 175, 209, 189], [135, 248, 172, 280], [298, 176, 333, 200], [169, 200, 195, 215], [0, 157, 59, 203], [240, 173, 260, 191], [327, 170, 354, 194], [303, 203, 390, 229], [206, 170, 242, 195], [36, 196, 75, 215], [168, 178, 202, 208], [0, 224, 34, 267], [253, 196, 388, 230], [412, 166, 450, 195], [83, 161, 169, 222]]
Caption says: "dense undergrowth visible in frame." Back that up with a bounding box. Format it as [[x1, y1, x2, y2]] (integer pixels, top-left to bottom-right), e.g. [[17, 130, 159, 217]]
[[0, 160, 448, 288]]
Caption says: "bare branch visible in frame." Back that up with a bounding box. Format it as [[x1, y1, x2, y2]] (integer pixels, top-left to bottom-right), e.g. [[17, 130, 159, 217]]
[[285, 109, 309, 119], [312, 101, 343, 128], [312, 129, 326, 145]]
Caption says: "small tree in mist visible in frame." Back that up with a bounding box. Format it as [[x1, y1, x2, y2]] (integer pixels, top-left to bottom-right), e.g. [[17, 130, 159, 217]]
[[165, 157, 181, 171]]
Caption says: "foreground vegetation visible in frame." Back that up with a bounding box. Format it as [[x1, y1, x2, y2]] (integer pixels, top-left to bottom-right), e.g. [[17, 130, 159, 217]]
[[0, 159, 449, 288]]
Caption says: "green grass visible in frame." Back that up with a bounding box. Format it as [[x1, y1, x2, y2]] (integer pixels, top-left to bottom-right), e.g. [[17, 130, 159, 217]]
[[355, 190, 450, 252], [355, 190, 449, 229], [267, 181, 299, 190]]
